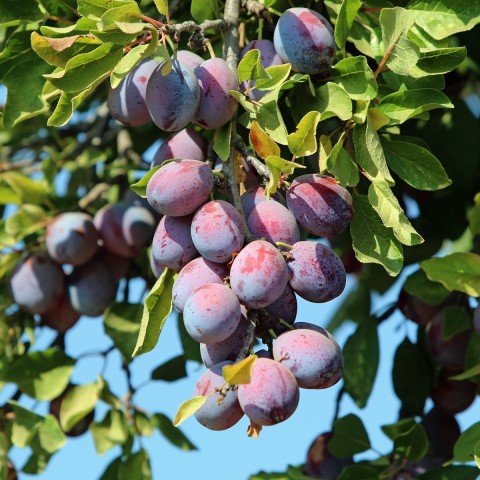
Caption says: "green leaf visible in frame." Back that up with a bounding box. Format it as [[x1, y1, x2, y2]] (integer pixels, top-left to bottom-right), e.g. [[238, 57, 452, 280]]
[[151, 355, 187, 382], [378, 89, 453, 125], [255, 64, 291, 92], [382, 417, 417, 440], [191, 0, 219, 23], [257, 98, 289, 145], [78, 0, 133, 20], [288, 111, 321, 157], [422, 252, 480, 297], [416, 47, 467, 75], [382, 138, 451, 191], [329, 414, 371, 458], [368, 181, 423, 246], [35, 414, 66, 454], [98, 1, 142, 29], [5, 204, 50, 241], [418, 466, 480, 480], [326, 133, 359, 187], [331, 56, 377, 101], [339, 465, 380, 480], [91, 409, 129, 455], [132, 268, 176, 356], [0, 0, 42, 24], [394, 423, 429, 461], [0, 172, 49, 204], [453, 421, 480, 463], [173, 396, 207, 427], [334, 0, 362, 51], [315, 82, 353, 121], [213, 121, 232, 162], [403, 269, 450, 305], [237, 49, 267, 83], [449, 364, 480, 381], [130, 166, 160, 197], [153, 413, 197, 451], [59, 383, 99, 432], [343, 317, 379, 408], [474, 441, 480, 469], [178, 315, 202, 363], [153, 0, 168, 15], [11, 403, 43, 448], [265, 155, 305, 196], [468, 193, 480, 236], [350, 193, 403, 276]]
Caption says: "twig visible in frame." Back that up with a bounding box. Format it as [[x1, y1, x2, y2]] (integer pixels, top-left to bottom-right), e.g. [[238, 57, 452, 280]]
[[332, 386, 345, 423], [233, 135, 271, 179], [236, 311, 257, 361], [241, 0, 273, 23]]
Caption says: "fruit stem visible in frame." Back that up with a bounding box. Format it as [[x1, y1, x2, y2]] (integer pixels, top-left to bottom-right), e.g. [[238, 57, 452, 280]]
[[278, 318, 294, 330], [275, 241, 293, 250], [268, 328, 278, 339]]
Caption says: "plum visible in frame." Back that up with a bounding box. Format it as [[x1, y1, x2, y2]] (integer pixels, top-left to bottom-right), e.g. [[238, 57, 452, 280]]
[[46, 212, 99, 266], [183, 283, 241, 344], [67, 257, 118, 317], [230, 240, 289, 309], [422, 407, 460, 459], [149, 250, 166, 279], [200, 314, 250, 368], [42, 293, 80, 333], [241, 185, 285, 218], [286, 175, 353, 238], [146, 59, 200, 131], [146, 160, 214, 216], [151, 128, 208, 167], [264, 284, 298, 325], [398, 289, 442, 326], [191, 200, 245, 263], [151, 215, 198, 271], [431, 368, 476, 415], [9, 254, 64, 314], [194, 58, 238, 129], [273, 8, 335, 74], [288, 241, 346, 303], [176, 50, 204, 70], [107, 58, 158, 126], [273, 328, 343, 389], [238, 358, 299, 426], [172, 257, 228, 312], [103, 252, 131, 281], [247, 199, 300, 247], [194, 361, 244, 430]]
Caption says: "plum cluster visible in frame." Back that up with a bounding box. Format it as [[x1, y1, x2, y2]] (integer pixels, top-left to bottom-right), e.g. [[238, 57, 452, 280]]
[[146, 151, 353, 431], [9, 197, 155, 330]]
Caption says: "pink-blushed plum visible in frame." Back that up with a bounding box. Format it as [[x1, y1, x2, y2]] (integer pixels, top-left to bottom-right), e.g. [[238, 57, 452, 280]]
[[10, 254, 64, 314], [264, 284, 297, 325], [241, 185, 285, 218], [107, 59, 158, 126], [273, 328, 343, 389], [247, 199, 300, 247], [151, 215, 198, 271], [474, 306, 480, 336], [426, 311, 471, 370], [194, 361, 244, 430], [200, 314, 249, 368], [146, 59, 200, 131], [149, 250, 166, 279], [191, 200, 245, 263], [398, 289, 442, 326], [103, 252, 131, 281], [288, 241, 346, 303], [194, 58, 238, 129], [286, 175, 353, 238], [146, 160, 214, 216], [238, 358, 299, 426], [431, 369, 476, 415], [46, 212, 99, 266], [274, 8, 335, 75], [241, 39, 283, 101], [151, 128, 208, 167], [422, 407, 461, 459], [172, 257, 228, 312], [67, 258, 117, 317], [230, 240, 289, 309], [42, 293, 80, 333], [176, 50, 204, 70], [184, 284, 241, 344]]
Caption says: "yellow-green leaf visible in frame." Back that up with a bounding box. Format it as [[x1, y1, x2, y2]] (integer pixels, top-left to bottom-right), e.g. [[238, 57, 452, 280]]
[[249, 121, 280, 159], [153, 0, 169, 15], [173, 396, 206, 427], [222, 355, 257, 385], [287, 111, 321, 157]]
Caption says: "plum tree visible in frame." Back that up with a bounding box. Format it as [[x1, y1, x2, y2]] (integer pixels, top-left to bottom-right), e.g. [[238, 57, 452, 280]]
[[191, 200, 245, 263], [151, 215, 198, 271], [238, 358, 300, 426], [421, 407, 461, 459], [286, 175, 353, 238], [42, 293, 80, 333], [67, 257, 118, 317], [431, 369, 477, 415], [264, 284, 298, 325], [230, 240, 289, 308], [9, 254, 64, 314], [273, 8, 335, 74], [151, 128, 208, 167], [176, 50, 204, 70], [398, 290, 443, 326], [172, 257, 228, 312], [194, 362, 244, 430], [273, 328, 343, 389], [247, 199, 300, 247], [193, 58, 238, 129], [241, 185, 285, 218], [146, 60, 200, 131], [46, 212, 99, 266], [288, 241, 346, 303], [107, 59, 158, 126], [183, 284, 241, 343], [146, 159, 214, 216]]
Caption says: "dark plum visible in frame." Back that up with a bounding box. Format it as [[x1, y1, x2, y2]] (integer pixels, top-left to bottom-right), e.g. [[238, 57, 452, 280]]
[[151, 128, 208, 167], [230, 240, 289, 309], [422, 407, 461, 459], [107, 59, 158, 126], [176, 50, 204, 70], [191, 200, 245, 263], [431, 369, 476, 415], [247, 199, 300, 247], [241, 185, 285, 218], [398, 289, 442, 326], [264, 284, 297, 325], [146, 59, 200, 131], [194, 58, 238, 129], [255, 349, 271, 358], [103, 252, 131, 281], [67, 258, 117, 317], [273, 8, 335, 74], [273, 328, 343, 389], [146, 160, 214, 217], [288, 241, 346, 303], [194, 361, 244, 430], [42, 293, 80, 333], [10, 254, 64, 314], [172, 257, 228, 312], [238, 358, 300, 426], [184, 284, 241, 343], [286, 175, 353, 238], [46, 212, 99, 266], [151, 215, 198, 271]]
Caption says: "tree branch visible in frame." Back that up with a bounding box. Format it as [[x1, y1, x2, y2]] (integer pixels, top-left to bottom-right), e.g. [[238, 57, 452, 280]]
[[233, 135, 271, 179], [241, 0, 273, 23]]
